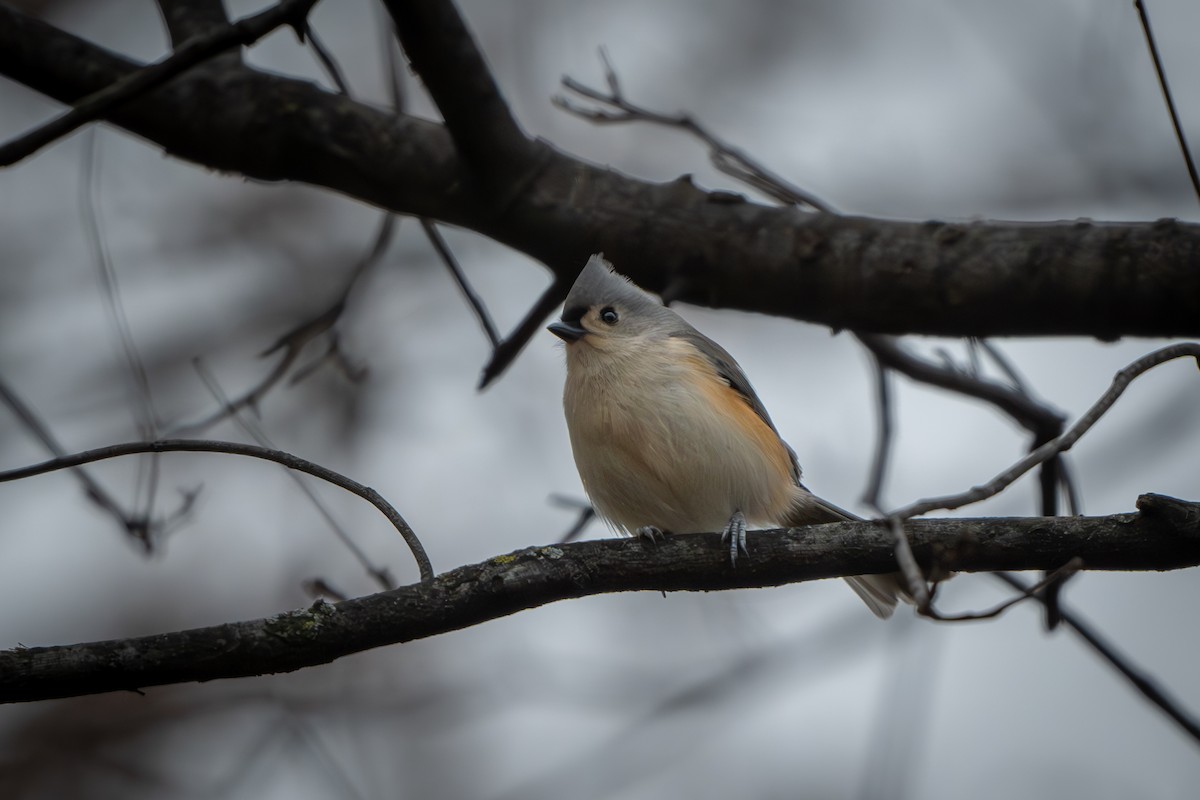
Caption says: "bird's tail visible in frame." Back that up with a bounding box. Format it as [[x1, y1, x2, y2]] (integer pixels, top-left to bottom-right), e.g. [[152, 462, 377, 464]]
[[786, 488, 908, 620]]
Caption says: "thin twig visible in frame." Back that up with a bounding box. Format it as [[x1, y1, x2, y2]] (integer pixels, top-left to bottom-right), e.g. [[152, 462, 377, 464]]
[[995, 572, 1200, 748], [1134, 0, 1200, 206], [478, 276, 572, 389], [978, 339, 1031, 395], [889, 342, 1200, 520], [881, 335, 1077, 624], [0, 439, 434, 581], [0, 0, 322, 166], [882, 515, 931, 609], [1058, 459, 1081, 516], [549, 494, 597, 544], [378, 5, 406, 112], [857, 333, 1066, 438], [421, 219, 501, 348], [555, 49, 835, 213], [920, 558, 1082, 622], [165, 213, 395, 436], [976, 338, 1072, 517], [0, 374, 135, 532], [305, 25, 351, 95], [82, 135, 160, 440], [82, 132, 164, 549], [193, 360, 394, 590], [861, 355, 894, 509]]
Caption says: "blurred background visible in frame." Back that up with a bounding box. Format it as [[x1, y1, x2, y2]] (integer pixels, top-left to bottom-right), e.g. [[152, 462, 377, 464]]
[[1, 0, 1199, 797]]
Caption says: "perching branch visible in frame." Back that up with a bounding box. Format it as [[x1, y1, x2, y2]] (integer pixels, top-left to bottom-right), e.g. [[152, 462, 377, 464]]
[[2, 497, 1198, 704]]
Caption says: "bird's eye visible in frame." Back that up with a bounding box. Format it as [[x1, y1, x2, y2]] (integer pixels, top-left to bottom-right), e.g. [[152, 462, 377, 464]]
[[599, 306, 619, 324]]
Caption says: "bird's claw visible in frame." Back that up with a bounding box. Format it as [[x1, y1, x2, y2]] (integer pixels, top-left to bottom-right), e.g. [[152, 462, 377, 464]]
[[636, 525, 664, 545], [720, 510, 748, 566]]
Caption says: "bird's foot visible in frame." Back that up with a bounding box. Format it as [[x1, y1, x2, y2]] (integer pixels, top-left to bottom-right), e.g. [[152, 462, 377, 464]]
[[636, 525, 665, 545], [720, 510, 748, 566]]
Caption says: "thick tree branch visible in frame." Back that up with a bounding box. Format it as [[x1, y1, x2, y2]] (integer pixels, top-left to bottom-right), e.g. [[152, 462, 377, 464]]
[[1, 6, 1198, 343], [0, 0, 320, 166], [381, 0, 538, 187], [156, 0, 233, 46], [2, 499, 1198, 704]]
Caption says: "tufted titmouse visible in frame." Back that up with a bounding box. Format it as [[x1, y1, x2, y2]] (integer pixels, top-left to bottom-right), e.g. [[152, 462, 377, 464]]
[[548, 254, 904, 618]]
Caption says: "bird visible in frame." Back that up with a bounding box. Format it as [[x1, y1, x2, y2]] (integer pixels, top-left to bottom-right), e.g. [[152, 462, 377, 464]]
[[547, 253, 904, 618]]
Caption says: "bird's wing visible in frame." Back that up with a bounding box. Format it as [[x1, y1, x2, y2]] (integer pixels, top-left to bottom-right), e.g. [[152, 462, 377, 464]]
[[669, 328, 802, 483]]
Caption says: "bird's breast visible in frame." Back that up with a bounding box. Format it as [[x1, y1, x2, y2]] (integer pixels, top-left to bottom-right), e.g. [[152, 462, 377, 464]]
[[562, 339, 796, 533]]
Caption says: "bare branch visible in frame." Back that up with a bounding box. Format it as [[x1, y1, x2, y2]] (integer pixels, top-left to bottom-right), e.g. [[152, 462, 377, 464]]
[[861, 355, 895, 509], [156, 0, 232, 46], [478, 276, 571, 388], [1134, 0, 1200, 206], [1, 499, 1197, 704], [0, 439, 433, 582], [860, 334, 1081, 625], [556, 52, 835, 213], [0, 374, 137, 535], [1139, 492, 1200, 533], [996, 570, 1200, 746], [192, 362, 394, 590], [421, 219, 501, 348], [882, 514, 931, 609], [380, 0, 537, 186], [549, 494, 597, 544], [856, 334, 1066, 438], [166, 214, 395, 436], [305, 25, 351, 95], [2, 6, 1198, 339], [82, 132, 167, 549], [0, 0, 322, 167], [891, 342, 1200, 519], [921, 557, 1082, 623]]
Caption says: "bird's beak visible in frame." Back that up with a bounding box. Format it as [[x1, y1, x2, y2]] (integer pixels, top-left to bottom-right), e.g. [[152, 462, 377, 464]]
[[547, 320, 587, 342]]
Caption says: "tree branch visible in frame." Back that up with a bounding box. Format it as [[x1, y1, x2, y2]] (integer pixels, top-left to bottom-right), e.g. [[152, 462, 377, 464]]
[[156, 0, 233, 46], [1134, 0, 1200, 206], [1, 5, 1197, 342], [856, 333, 1066, 437], [1, 498, 1197, 704], [0, 439, 433, 582], [380, 0, 537, 187], [0, 0, 321, 166], [892, 342, 1200, 519]]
